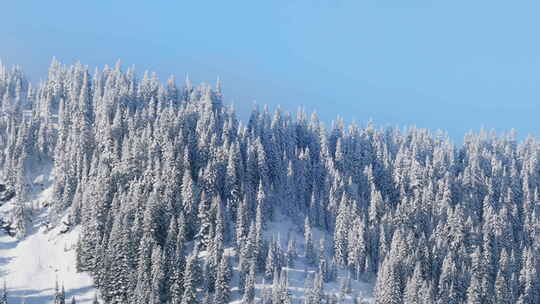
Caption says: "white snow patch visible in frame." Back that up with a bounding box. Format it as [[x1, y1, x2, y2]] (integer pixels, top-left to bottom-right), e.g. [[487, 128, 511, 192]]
[[0, 167, 97, 304], [229, 212, 375, 303], [0, 226, 96, 303]]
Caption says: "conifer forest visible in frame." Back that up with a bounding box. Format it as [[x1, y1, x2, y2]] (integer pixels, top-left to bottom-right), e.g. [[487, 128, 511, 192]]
[[0, 59, 539, 304]]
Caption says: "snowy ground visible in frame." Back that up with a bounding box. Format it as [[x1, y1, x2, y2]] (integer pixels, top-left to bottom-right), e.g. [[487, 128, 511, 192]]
[[0, 167, 374, 303], [0, 169, 97, 304], [228, 214, 375, 303]]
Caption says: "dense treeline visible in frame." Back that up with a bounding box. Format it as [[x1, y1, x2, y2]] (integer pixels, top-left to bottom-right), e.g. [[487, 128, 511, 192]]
[[0, 59, 539, 303]]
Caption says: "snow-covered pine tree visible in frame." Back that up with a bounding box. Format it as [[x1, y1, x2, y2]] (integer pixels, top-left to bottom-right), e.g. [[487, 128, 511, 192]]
[[374, 255, 402, 304], [304, 216, 316, 266], [181, 247, 200, 304], [242, 261, 256, 304], [213, 255, 231, 304]]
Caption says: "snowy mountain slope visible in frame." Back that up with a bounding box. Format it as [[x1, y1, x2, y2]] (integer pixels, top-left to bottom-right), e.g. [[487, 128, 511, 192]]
[[215, 215, 375, 304], [253, 216, 375, 303], [4, 59, 539, 304], [0, 170, 97, 304], [0, 226, 96, 304], [0, 162, 375, 304]]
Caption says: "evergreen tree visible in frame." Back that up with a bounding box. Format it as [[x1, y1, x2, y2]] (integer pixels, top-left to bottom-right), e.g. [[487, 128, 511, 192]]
[[307, 273, 324, 304], [305, 217, 316, 266], [404, 263, 423, 304], [517, 248, 539, 304], [374, 256, 402, 304], [181, 169, 198, 239], [466, 247, 486, 304], [53, 281, 66, 304], [150, 246, 166, 304], [181, 248, 200, 304], [286, 237, 297, 268], [495, 269, 512, 304], [334, 193, 350, 267], [13, 198, 28, 239], [254, 198, 265, 272], [213, 256, 231, 304], [242, 261, 256, 304]]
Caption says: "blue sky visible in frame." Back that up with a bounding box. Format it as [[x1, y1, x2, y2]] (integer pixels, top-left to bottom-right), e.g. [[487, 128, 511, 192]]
[[2, 1, 540, 140]]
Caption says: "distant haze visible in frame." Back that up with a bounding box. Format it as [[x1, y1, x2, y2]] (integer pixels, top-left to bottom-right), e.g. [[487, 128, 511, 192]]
[[2, 1, 540, 140]]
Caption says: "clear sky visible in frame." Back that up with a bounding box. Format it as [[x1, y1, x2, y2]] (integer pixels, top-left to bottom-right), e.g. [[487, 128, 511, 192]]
[[2, 1, 540, 140]]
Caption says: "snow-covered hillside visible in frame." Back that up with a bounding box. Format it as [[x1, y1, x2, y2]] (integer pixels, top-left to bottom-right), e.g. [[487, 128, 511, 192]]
[[0, 186, 373, 304], [0, 171, 97, 304], [0, 170, 374, 304], [239, 217, 375, 303], [4, 59, 540, 304]]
